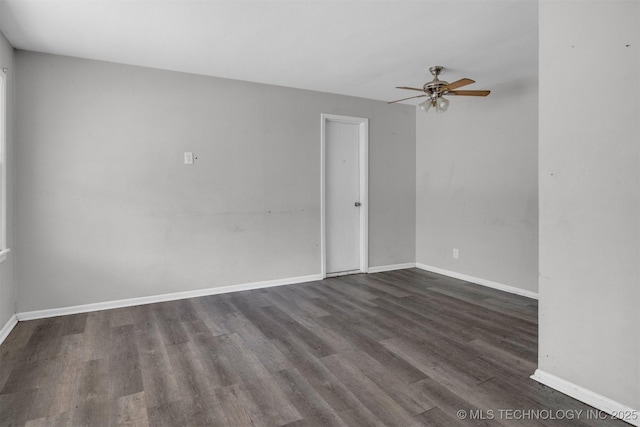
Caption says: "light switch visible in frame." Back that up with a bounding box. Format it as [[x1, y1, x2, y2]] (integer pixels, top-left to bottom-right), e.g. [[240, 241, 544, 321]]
[[184, 152, 194, 165]]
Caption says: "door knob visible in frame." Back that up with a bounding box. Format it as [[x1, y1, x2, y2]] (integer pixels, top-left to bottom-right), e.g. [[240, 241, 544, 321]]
[[355, 202, 361, 207]]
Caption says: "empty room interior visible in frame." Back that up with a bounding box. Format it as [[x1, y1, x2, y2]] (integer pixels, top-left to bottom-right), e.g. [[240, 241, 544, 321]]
[[0, 1, 638, 426]]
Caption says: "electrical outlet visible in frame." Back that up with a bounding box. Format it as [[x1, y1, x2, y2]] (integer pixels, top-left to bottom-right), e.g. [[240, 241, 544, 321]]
[[453, 248, 459, 259], [184, 152, 194, 165]]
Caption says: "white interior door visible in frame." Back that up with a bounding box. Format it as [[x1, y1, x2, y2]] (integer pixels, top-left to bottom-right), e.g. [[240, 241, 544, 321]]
[[322, 114, 368, 277]]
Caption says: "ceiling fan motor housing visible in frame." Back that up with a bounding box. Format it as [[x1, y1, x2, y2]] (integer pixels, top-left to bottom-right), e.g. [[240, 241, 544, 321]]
[[425, 66, 448, 97], [423, 81, 449, 96]]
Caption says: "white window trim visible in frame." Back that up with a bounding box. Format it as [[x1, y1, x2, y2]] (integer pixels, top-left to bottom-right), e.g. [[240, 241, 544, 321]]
[[0, 70, 9, 263]]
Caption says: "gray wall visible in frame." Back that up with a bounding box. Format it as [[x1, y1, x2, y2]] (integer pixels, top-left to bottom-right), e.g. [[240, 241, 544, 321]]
[[538, 1, 639, 410], [416, 76, 539, 294], [15, 51, 415, 312], [0, 32, 15, 328]]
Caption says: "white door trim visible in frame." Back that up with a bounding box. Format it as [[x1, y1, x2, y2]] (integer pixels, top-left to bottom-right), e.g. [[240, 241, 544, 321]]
[[320, 114, 369, 278]]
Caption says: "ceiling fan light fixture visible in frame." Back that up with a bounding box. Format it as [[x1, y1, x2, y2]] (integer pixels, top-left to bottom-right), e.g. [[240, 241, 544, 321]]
[[419, 100, 432, 112], [435, 97, 450, 113]]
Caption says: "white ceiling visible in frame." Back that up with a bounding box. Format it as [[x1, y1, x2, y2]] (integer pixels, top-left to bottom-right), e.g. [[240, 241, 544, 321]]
[[0, 0, 538, 104]]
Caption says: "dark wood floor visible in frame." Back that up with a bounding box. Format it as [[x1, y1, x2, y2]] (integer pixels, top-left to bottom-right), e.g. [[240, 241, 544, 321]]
[[0, 269, 626, 426]]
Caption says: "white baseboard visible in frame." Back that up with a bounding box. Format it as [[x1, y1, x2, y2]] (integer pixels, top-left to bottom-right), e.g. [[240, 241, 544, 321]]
[[368, 263, 416, 273], [14, 265, 438, 320], [16, 274, 323, 321], [8, 264, 537, 324], [531, 369, 639, 426], [0, 314, 18, 346], [415, 263, 538, 300]]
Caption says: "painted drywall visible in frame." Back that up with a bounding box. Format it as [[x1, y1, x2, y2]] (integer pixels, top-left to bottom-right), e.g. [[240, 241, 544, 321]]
[[15, 51, 415, 312], [0, 32, 16, 329], [538, 0, 639, 411], [416, 76, 538, 294]]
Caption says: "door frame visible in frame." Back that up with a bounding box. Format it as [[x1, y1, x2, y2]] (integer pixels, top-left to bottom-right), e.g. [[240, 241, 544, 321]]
[[320, 114, 369, 278]]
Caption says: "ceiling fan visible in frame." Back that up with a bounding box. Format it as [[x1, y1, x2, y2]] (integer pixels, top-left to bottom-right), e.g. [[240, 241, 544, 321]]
[[388, 66, 490, 113]]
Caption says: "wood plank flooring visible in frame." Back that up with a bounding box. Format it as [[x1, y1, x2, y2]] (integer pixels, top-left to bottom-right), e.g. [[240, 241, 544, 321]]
[[0, 269, 627, 426]]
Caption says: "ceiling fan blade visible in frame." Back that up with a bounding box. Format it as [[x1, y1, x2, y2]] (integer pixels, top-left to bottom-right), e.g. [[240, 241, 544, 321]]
[[395, 86, 425, 92], [387, 94, 427, 104], [447, 90, 491, 96], [441, 78, 475, 91]]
